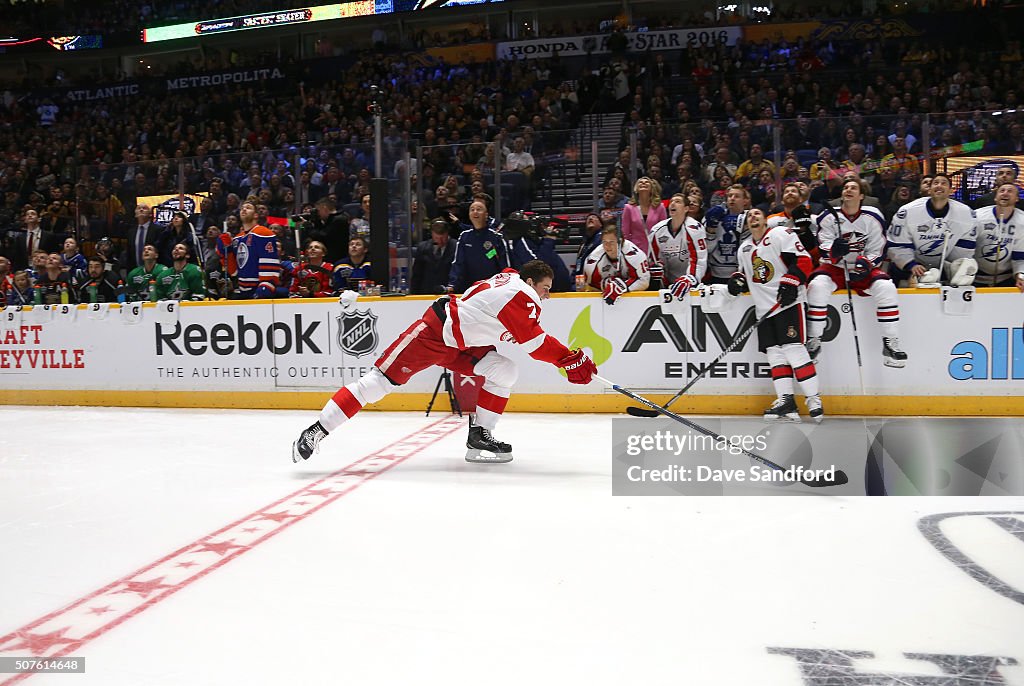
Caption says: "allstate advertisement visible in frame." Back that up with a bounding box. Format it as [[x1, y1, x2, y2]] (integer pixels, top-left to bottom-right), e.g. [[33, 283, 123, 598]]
[[0, 291, 1020, 399]]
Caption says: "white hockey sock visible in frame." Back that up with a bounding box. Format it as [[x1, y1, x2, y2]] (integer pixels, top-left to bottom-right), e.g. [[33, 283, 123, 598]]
[[806, 274, 833, 340], [869, 278, 901, 339], [472, 352, 517, 432], [781, 342, 819, 398], [766, 346, 795, 397], [319, 368, 394, 432]]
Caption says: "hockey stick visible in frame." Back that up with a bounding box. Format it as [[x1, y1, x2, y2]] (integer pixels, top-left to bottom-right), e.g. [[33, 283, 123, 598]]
[[841, 262, 867, 396], [598, 375, 848, 488], [625, 301, 781, 417]]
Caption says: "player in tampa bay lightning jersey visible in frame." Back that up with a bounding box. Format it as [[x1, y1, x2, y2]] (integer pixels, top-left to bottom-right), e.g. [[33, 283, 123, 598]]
[[974, 182, 1024, 288], [703, 184, 751, 282], [887, 174, 977, 285]]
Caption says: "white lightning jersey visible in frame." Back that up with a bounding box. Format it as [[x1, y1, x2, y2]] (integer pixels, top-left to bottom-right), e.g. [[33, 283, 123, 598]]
[[582, 238, 651, 291], [973, 205, 1024, 285], [737, 226, 813, 317], [649, 217, 708, 283], [813, 206, 887, 266], [887, 198, 977, 270]]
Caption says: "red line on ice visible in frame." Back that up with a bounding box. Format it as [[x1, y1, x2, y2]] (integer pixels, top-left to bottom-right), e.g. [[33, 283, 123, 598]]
[[0, 414, 466, 684]]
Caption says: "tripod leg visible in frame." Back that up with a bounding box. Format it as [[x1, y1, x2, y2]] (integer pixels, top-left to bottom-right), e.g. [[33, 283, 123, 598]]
[[426, 369, 446, 416], [444, 370, 462, 417]]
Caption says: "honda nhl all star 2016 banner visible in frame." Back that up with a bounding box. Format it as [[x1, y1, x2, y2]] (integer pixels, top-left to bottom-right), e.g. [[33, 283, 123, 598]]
[[496, 27, 743, 60], [0, 291, 1021, 413]]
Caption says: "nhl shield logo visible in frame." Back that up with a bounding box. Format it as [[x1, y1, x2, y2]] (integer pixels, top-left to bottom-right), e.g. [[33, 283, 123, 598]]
[[336, 309, 379, 358]]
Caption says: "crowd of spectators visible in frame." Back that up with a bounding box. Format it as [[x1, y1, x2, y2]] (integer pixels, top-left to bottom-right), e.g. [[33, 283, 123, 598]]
[[2, 2, 1024, 304]]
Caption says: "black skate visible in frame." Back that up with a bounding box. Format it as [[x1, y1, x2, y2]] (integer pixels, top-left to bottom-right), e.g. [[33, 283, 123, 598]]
[[465, 420, 513, 463], [882, 337, 908, 368], [763, 395, 801, 423], [805, 394, 824, 423], [292, 421, 328, 463], [805, 336, 822, 363]]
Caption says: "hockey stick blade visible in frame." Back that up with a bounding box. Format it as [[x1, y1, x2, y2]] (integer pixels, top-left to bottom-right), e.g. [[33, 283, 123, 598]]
[[600, 375, 849, 488], [625, 302, 781, 418]]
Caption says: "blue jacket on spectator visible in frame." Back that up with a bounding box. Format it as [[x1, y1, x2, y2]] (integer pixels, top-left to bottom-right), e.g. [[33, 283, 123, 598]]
[[448, 223, 508, 292], [506, 236, 573, 292]]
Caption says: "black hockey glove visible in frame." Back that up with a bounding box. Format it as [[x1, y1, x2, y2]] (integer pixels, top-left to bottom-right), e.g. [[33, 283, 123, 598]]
[[830, 236, 850, 260], [777, 274, 800, 307], [791, 204, 812, 231], [726, 272, 748, 296]]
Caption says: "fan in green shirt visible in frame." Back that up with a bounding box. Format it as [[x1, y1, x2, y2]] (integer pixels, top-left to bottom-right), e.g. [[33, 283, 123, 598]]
[[126, 244, 168, 301], [155, 243, 206, 301]]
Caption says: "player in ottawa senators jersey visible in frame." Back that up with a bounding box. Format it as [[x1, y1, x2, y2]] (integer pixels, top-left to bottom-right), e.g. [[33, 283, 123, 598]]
[[292, 260, 598, 464], [730, 209, 824, 423]]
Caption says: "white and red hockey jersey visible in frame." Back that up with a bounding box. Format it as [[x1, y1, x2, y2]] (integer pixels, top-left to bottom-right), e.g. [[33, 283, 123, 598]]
[[649, 217, 708, 283], [441, 270, 569, 364], [813, 206, 887, 267], [737, 226, 813, 317], [582, 238, 651, 292]]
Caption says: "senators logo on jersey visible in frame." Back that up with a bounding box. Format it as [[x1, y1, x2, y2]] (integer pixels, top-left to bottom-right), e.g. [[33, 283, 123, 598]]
[[751, 253, 775, 283]]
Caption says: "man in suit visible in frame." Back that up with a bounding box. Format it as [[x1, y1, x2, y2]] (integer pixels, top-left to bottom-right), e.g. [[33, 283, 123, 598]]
[[410, 219, 455, 295], [9, 208, 59, 270], [126, 203, 163, 273]]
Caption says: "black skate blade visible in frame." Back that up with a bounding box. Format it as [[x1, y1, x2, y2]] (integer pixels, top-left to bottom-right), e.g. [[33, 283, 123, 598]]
[[465, 448, 513, 464], [800, 469, 849, 488], [626, 406, 661, 418]]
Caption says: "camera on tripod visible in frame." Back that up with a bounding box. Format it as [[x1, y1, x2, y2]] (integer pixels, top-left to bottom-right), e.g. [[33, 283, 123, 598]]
[[500, 211, 570, 242]]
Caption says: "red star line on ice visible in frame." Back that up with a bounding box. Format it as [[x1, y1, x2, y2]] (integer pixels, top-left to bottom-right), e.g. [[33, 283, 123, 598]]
[[87, 606, 113, 616], [256, 511, 296, 523], [293, 501, 309, 507], [191, 539, 247, 556], [114, 577, 174, 599], [176, 560, 198, 569], [303, 488, 337, 498], [240, 527, 260, 534], [1, 626, 76, 654]]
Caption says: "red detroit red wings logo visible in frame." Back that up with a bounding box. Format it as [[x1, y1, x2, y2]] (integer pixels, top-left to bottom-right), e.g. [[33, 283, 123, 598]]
[[492, 272, 513, 286]]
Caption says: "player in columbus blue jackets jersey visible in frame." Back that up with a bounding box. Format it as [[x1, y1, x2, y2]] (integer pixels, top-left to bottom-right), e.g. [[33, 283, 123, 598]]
[[703, 185, 751, 282], [217, 200, 281, 299], [448, 198, 508, 292]]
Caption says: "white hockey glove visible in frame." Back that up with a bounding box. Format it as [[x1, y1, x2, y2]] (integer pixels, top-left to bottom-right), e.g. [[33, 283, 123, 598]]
[[339, 290, 359, 310], [949, 257, 978, 286]]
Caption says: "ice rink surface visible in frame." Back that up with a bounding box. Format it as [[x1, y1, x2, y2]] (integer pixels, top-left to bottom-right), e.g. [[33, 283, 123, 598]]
[[1, 406, 1023, 686]]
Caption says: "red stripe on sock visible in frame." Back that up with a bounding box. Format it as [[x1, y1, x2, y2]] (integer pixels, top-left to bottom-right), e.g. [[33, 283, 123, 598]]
[[476, 388, 509, 415], [331, 387, 363, 418], [794, 362, 817, 381], [771, 365, 794, 380]]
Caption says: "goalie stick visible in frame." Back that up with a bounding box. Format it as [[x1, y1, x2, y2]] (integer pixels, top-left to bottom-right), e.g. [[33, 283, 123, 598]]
[[598, 375, 848, 488], [625, 302, 782, 417]]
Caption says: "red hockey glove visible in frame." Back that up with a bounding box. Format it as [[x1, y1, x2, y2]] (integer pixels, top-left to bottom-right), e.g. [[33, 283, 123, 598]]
[[602, 277, 627, 305], [557, 348, 598, 385], [850, 256, 872, 279], [669, 274, 698, 299]]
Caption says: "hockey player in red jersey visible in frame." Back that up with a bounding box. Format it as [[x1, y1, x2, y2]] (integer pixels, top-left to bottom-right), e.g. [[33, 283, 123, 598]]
[[292, 260, 598, 464], [730, 208, 823, 422]]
